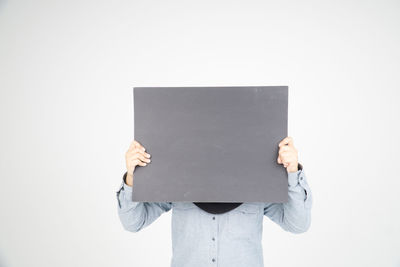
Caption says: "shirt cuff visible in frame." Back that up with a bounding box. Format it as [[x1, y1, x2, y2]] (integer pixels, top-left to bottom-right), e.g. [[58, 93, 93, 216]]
[[287, 163, 304, 187], [287, 163, 312, 208], [122, 172, 133, 193], [116, 172, 136, 208]]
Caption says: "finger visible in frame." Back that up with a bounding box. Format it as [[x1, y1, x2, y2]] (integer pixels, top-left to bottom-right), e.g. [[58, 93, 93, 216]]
[[133, 140, 146, 151], [282, 159, 296, 167], [278, 146, 292, 154], [279, 151, 295, 159], [128, 147, 147, 157], [129, 140, 145, 151], [130, 153, 148, 163], [281, 156, 296, 165], [278, 136, 294, 147], [132, 159, 148, 167], [280, 154, 296, 164], [134, 152, 151, 163], [277, 156, 282, 164], [282, 159, 289, 165], [129, 148, 151, 158], [129, 140, 139, 150], [136, 160, 148, 167]]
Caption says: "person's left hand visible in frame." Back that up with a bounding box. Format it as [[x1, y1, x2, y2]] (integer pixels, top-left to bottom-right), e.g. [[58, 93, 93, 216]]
[[277, 136, 299, 173]]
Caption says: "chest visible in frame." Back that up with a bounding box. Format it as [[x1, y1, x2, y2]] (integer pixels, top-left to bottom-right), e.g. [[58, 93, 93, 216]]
[[171, 202, 264, 240]]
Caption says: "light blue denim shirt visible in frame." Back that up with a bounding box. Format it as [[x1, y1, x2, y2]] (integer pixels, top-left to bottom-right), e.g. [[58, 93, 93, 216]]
[[116, 166, 312, 267]]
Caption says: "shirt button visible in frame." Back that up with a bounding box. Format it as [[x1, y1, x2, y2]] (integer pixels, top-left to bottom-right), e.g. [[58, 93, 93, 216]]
[[212, 258, 216, 262], [212, 216, 215, 220], [212, 237, 215, 241]]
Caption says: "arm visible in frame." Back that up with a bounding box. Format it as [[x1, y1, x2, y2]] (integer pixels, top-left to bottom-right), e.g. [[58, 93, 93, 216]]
[[264, 163, 313, 234], [116, 172, 172, 232]]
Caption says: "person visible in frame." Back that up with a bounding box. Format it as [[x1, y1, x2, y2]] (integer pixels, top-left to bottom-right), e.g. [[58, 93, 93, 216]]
[[116, 137, 312, 267]]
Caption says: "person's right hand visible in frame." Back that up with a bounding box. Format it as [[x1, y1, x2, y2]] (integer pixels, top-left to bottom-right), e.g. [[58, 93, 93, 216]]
[[125, 140, 151, 187]]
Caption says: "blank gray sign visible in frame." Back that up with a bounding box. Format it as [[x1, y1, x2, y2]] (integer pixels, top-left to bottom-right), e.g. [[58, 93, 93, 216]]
[[132, 86, 288, 202]]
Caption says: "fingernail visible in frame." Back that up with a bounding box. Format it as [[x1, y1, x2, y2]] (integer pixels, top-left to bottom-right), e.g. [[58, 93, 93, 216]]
[[144, 163, 147, 166], [142, 147, 146, 151]]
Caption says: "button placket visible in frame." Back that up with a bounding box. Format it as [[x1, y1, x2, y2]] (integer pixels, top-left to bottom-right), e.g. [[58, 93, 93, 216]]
[[210, 215, 218, 264]]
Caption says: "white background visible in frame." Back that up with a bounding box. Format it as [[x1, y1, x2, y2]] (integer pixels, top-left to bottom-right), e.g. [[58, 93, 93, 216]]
[[1, 0, 399, 266]]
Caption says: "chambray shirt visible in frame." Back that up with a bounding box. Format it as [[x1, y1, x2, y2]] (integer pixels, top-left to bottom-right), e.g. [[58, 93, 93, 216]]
[[116, 165, 312, 267]]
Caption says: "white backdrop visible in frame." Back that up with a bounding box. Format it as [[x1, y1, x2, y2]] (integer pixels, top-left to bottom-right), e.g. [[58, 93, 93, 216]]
[[1, 0, 399, 266]]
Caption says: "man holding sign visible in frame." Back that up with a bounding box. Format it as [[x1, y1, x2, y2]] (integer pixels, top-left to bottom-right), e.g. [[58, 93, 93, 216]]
[[116, 86, 312, 266]]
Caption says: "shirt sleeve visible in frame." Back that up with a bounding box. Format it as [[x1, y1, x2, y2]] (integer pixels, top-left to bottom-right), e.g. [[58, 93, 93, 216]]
[[116, 172, 172, 232], [263, 163, 313, 234]]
